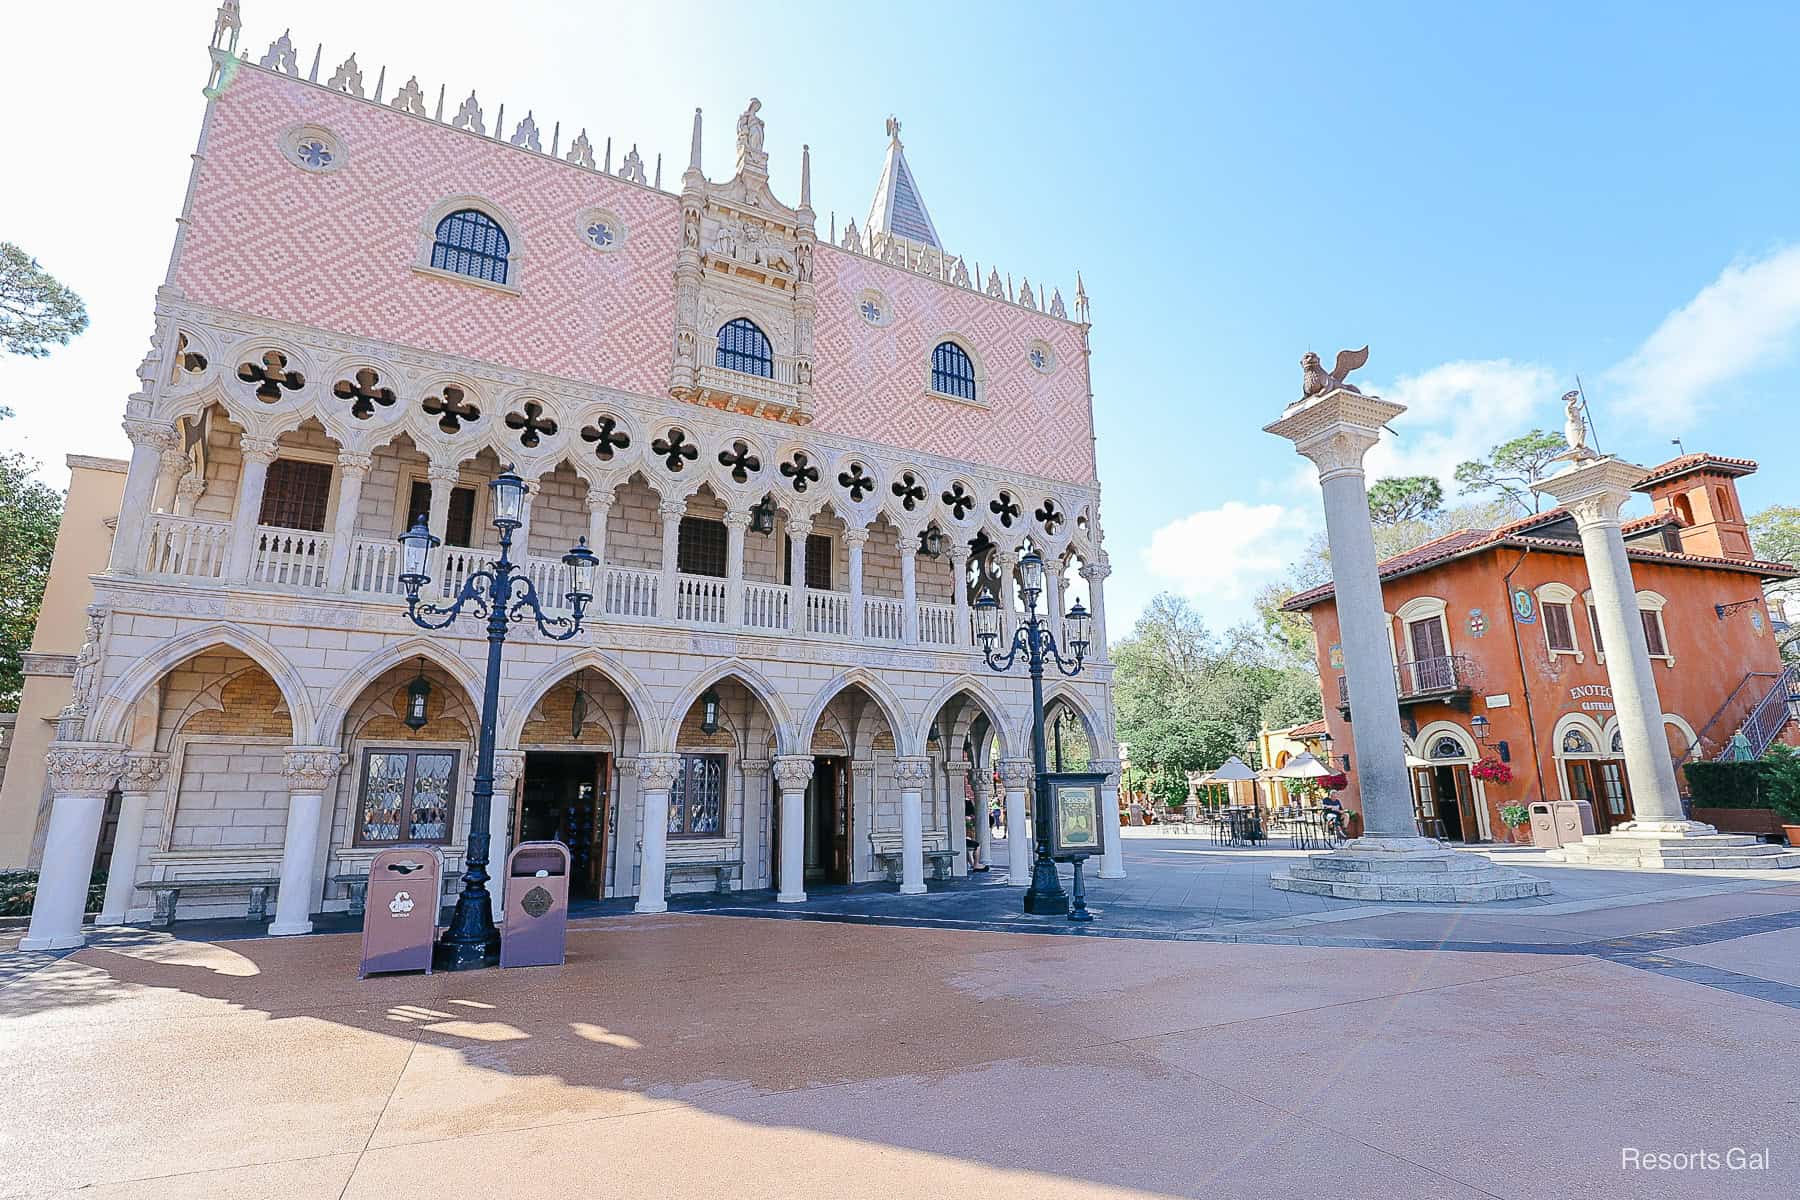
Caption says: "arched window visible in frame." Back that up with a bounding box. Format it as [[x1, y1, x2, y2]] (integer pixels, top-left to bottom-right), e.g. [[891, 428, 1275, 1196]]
[[716, 319, 773, 377], [431, 209, 510, 284], [931, 340, 977, 400]]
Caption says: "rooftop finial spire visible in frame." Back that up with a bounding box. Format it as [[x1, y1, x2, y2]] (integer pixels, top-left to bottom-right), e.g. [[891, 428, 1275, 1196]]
[[885, 114, 901, 145], [800, 144, 812, 208], [865, 115, 941, 250], [688, 107, 703, 172]]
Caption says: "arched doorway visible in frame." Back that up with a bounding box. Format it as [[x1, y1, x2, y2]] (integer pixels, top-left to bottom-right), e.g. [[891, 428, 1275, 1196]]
[[665, 671, 785, 897], [799, 675, 906, 890], [1555, 714, 1633, 834], [1410, 722, 1485, 842]]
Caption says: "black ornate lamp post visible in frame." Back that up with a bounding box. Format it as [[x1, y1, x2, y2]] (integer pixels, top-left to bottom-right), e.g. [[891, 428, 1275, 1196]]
[[396, 466, 597, 970], [972, 549, 1091, 915]]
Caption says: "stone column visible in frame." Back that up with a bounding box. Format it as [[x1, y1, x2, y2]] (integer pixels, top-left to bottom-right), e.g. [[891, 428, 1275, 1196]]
[[174, 474, 207, 517], [998, 758, 1033, 885], [893, 757, 931, 894], [324, 451, 371, 592], [634, 754, 680, 913], [97, 752, 168, 925], [1266, 384, 1548, 900], [844, 528, 868, 639], [487, 750, 526, 920], [787, 515, 812, 634], [586, 488, 613, 573], [660, 499, 687, 621], [723, 509, 750, 627], [269, 749, 342, 936], [949, 545, 971, 648], [899, 531, 919, 644], [772, 755, 815, 902], [225, 435, 278, 585], [971, 765, 995, 866], [739, 757, 772, 887], [1081, 554, 1112, 661], [21, 744, 129, 950], [851, 761, 876, 881], [1043, 555, 1064, 633], [515, 475, 539, 558], [1091, 756, 1126, 878], [944, 759, 972, 873], [997, 550, 1020, 645], [110, 421, 180, 575], [153, 440, 191, 513], [1535, 459, 1800, 867], [425, 464, 459, 546]]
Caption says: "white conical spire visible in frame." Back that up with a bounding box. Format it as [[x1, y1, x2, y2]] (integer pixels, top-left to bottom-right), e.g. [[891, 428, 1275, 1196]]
[[864, 116, 942, 250]]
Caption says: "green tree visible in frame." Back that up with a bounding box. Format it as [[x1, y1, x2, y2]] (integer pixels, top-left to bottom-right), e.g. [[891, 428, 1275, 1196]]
[[1749, 505, 1800, 664], [0, 451, 64, 708], [1367, 475, 1444, 525], [1453, 429, 1569, 514], [0, 244, 88, 358]]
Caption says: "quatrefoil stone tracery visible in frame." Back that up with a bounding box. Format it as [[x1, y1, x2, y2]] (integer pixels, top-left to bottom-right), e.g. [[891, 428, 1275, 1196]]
[[1034, 498, 1064, 534], [718, 440, 761, 483], [332, 367, 396, 419], [579, 417, 630, 461], [421, 386, 480, 433], [991, 490, 1022, 528], [837, 463, 874, 502], [505, 400, 559, 448], [891, 472, 926, 511], [941, 481, 975, 521], [236, 350, 304, 402], [780, 452, 821, 493], [652, 429, 699, 471]]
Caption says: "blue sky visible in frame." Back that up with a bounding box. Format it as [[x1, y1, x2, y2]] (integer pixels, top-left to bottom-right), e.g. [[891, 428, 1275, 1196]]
[[4, 1, 1798, 636]]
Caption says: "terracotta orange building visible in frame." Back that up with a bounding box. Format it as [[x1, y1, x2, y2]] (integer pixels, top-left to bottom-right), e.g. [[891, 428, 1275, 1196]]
[[1284, 454, 1798, 843]]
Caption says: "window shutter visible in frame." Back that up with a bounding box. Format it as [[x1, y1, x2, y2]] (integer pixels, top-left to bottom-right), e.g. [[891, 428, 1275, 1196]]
[[1641, 610, 1667, 656]]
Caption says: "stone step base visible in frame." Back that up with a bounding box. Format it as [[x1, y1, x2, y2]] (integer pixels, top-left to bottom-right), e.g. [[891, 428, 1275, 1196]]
[[1272, 847, 1552, 902], [1557, 833, 1800, 870]]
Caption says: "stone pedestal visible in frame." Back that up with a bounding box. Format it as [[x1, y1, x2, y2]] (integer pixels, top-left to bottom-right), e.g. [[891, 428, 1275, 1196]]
[[1535, 458, 1800, 871], [1266, 386, 1550, 902]]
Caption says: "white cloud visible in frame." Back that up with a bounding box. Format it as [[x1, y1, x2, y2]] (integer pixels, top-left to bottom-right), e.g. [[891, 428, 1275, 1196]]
[[1607, 244, 1800, 432], [1142, 500, 1315, 627], [1360, 359, 1558, 493]]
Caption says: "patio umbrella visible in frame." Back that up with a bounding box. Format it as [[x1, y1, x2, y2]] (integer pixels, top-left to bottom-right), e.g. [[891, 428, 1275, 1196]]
[[1272, 751, 1333, 780], [1209, 755, 1257, 782]]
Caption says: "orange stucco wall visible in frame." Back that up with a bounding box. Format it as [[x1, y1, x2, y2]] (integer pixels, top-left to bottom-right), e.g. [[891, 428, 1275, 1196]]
[[1303, 543, 1785, 840]]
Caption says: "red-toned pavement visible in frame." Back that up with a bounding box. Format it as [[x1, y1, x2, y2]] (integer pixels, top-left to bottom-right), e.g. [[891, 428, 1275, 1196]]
[[2, 908, 1796, 1199]]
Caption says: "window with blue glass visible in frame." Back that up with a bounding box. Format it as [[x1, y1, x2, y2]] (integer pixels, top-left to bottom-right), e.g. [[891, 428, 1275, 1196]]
[[931, 340, 977, 400], [430, 209, 511, 285], [716, 318, 773, 377]]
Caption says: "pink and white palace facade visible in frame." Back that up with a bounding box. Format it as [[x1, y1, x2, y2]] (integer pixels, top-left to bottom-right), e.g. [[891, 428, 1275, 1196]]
[[20, 4, 1118, 948]]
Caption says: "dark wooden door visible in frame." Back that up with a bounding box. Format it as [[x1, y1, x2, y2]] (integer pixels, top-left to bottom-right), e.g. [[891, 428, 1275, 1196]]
[[1597, 759, 1634, 831], [518, 754, 607, 898], [1451, 766, 1480, 842]]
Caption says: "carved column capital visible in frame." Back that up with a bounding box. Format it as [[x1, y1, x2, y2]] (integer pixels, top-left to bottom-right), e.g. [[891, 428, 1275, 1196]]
[[722, 509, 753, 530], [1087, 757, 1122, 781], [491, 750, 527, 795], [842, 527, 870, 551], [123, 419, 180, 452], [336, 451, 374, 476], [1531, 458, 1647, 531], [636, 752, 682, 791], [996, 759, 1034, 788], [585, 487, 616, 514], [118, 752, 170, 794], [1263, 391, 1407, 485], [892, 757, 932, 786], [738, 757, 771, 774], [969, 769, 993, 800], [238, 435, 280, 464], [282, 747, 344, 793], [771, 755, 816, 791], [45, 743, 130, 797], [659, 499, 689, 522], [427, 463, 463, 486]]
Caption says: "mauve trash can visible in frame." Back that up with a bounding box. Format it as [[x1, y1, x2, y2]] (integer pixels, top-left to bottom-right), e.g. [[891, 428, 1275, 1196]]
[[1528, 803, 1560, 849], [1552, 799, 1596, 843], [359, 847, 444, 978], [501, 841, 571, 968]]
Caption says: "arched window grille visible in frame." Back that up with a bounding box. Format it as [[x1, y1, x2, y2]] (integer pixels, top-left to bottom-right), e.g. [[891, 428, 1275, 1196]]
[[716, 319, 773, 377], [932, 340, 977, 400], [431, 209, 510, 284]]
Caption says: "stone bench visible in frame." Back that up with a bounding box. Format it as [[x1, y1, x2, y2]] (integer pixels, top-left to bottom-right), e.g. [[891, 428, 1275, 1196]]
[[666, 859, 743, 894], [870, 847, 957, 882], [150, 877, 279, 927], [333, 873, 370, 917]]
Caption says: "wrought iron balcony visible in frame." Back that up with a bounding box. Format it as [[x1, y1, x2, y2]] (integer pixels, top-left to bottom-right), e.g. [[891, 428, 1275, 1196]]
[[1336, 653, 1482, 720]]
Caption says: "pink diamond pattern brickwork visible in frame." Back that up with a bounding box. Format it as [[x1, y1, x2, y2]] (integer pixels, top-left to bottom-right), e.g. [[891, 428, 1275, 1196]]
[[178, 68, 1096, 486]]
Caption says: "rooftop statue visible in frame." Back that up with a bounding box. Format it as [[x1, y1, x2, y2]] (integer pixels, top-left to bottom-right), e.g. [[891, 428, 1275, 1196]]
[[1299, 346, 1368, 401], [1555, 389, 1601, 463]]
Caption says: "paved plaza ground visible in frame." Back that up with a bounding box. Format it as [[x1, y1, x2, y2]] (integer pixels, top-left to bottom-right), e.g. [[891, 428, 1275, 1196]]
[[4, 835, 1798, 1198]]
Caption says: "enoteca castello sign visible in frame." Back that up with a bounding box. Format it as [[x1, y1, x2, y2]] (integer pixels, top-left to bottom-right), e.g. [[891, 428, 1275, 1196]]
[[1570, 684, 1614, 712]]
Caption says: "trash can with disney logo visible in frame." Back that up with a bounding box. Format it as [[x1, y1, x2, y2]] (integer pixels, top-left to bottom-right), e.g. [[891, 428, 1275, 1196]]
[[500, 841, 571, 968], [359, 846, 444, 978]]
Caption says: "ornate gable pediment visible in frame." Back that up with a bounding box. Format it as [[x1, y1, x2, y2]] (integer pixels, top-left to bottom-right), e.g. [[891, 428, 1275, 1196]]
[[670, 100, 817, 424]]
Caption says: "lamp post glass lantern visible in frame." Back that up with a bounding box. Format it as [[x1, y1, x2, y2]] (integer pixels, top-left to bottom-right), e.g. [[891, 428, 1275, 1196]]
[[973, 559, 1089, 917], [396, 467, 595, 970]]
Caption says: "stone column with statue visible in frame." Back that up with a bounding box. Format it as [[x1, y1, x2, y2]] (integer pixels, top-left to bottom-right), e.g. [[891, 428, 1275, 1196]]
[[1535, 407, 1800, 868], [1265, 347, 1550, 901]]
